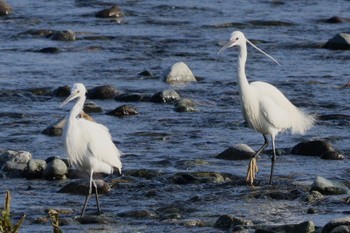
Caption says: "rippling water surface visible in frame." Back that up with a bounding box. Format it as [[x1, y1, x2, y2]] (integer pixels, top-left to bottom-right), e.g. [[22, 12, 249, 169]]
[[0, 0, 349, 232]]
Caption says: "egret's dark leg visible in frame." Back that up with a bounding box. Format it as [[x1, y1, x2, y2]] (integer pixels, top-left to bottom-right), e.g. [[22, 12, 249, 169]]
[[246, 134, 269, 185], [269, 137, 276, 185], [81, 171, 93, 217], [93, 180, 102, 215]]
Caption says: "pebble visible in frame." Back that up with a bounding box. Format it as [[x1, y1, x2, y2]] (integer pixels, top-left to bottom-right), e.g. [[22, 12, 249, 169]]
[[150, 89, 181, 103], [58, 179, 111, 195], [174, 98, 197, 112], [26, 159, 47, 179], [88, 85, 118, 99], [95, 5, 124, 18], [321, 217, 350, 233], [43, 158, 68, 180], [162, 62, 197, 83], [106, 105, 138, 117], [323, 33, 350, 50], [310, 176, 350, 195], [216, 144, 255, 160], [0, 0, 12, 16]]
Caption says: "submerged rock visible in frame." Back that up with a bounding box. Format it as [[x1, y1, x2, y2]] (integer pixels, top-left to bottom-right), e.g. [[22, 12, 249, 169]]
[[53, 85, 70, 97], [47, 30, 76, 41], [323, 33, 350, 50], [37, 47, 60, 54], [58, 179, 111, 195], [214, 214, 253, 230], [83, 102, 103, 113], [321, 217, 350, 233], [324, 16, 350, 24], [117, 209, 157, 218], [0, 0, 12, 16], [162, 62, 197, 83], [257, 221, 315, 233], [115, 93, 149, 102], [26, 159, 47, 179], [216, 144, 255, 160], [291, 139, 342, 159], [150, 89, 181, 103], [43, 158, 67, 180], [174, 98, 197, 112], [88, 85, 118, 99], [42, 116, 65, 136], [107, 105, 138, 117], [310, 176, 350, 195], [95, 5, 124, 18], [75, 216, 109, 224]]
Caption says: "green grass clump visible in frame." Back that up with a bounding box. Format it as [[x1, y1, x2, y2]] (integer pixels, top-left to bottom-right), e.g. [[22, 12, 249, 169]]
[[0, 191, 26, 233]]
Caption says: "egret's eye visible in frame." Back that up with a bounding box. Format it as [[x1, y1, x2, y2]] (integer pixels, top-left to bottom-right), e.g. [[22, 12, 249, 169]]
[[236, 37, 239, 40], [77, 90, 80, 93]]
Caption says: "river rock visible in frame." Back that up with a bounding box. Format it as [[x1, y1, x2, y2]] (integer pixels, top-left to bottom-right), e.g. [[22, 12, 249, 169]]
[[37, 47, 60, 54], [95, 5, 124, 18], [174, 98, 197, 112], [0, 0, 12, 16], [0, 150, 32, 167], [42, 116, 65, 136], [138, 70, 154, 77], [58, 179, 111, 195], [2, 161, 27, 178], [162, 62, 197, 83], [47, 30, 76, 41], [88, 85, 118, 99], [216, 144, 255, 160], [310, 176, 350, 195], [26, 159, 47, 179], [117, 209, 157, 218], [304, 190, 324, 204], [321, 151, 344, 160], [291, 139, 335, 156], [106, 105, 138, 117], [22, 29, 53, 37], [330, 225, 350, 233], [214, 214, 253, 230], [150, 89, 181, 103], [75, 216, 109, 224], [115, 93, 149, 102], [325, 16, 350, 24], [53, 85, 70, 97], [322, 217, 350, 233], [43, 158, 67, 180], [257, 221, 315, 233], [323, 33, 350, 50], [83, 102, 102, 113]]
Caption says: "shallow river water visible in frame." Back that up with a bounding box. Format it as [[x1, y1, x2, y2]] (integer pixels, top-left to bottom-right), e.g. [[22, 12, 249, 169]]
[[0, 0, 349, 232]]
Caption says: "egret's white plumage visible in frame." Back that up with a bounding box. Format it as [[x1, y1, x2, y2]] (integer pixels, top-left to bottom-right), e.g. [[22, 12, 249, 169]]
[[61, 83, 122, 217], [219, 31, 315, 185]]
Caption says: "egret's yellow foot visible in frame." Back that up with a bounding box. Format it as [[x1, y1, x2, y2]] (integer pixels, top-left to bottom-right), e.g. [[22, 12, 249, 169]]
[[246, 157, 258, 185]]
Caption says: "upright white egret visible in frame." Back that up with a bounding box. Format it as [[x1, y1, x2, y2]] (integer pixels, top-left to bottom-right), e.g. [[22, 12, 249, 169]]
[[60, 83, 122, 217], [218, 31, 315, 185]]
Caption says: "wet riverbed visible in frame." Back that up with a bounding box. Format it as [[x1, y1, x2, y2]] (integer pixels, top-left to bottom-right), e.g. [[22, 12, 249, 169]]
[[0, 0, 349, 232]]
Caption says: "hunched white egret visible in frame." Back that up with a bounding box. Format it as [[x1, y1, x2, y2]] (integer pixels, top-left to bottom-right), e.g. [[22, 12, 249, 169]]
[[60, 83, 122, 217], [218, 31, 315, 185]]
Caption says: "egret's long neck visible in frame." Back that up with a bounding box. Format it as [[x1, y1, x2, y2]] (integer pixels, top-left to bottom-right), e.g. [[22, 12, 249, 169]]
[[69, 96, 85, 120], [237, 42, 249, 90]]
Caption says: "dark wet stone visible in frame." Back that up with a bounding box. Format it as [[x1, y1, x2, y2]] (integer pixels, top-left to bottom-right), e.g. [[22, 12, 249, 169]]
[[37, 47, 60, 54], [26, 159, 47, 179], [323, 33, 350, 50], [26, 87, 52, 96], [42, 117, 65, 136], [95, 5, 124, 18], [330, 225, 350, 233], [150, 89, 181, 103], [53, 85, 70, 97], [88, 85, 118, 99], [321, 151, 344, 160], [43, 158, 67, 180], [156, 205, 185, 220], [125, 169, 161, 179], [174, 98, 197, 112], [172, 173, 197, 184], [214, 214, 253, 229], [2, 161, 27, 177], [319, 114, 350, 121], [162, 62, 197, 83], [321, 217, 350, 233], [216, 144, 255, 160], [75, 216, 109, 224], [325, 16, 350, 24], [117, 210, 157, 218], [267, 189, 302, 201], [21, 29, 53, 37], [47, 30, 76, 41], [58, 179, 111, 195], [115, 93, 148, 102], [0, 0, 12, 16], [257, 221, 315, 233], [138, 70, 154, 77], [247, 20, 295, 26], [310, 176, 350, 195], [291, 139, 334, 156], [304, 190, 324, 204], [106, 105, 138, 117], [83, 102, 103, 113]]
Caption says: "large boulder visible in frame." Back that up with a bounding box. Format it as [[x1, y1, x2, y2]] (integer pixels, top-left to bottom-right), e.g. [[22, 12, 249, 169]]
[[162, 62, 197, 83], [323, 33, 350, 50]]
